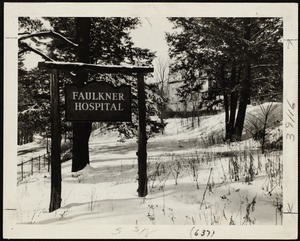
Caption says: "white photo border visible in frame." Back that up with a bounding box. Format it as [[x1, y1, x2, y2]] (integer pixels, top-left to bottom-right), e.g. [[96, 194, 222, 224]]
[[3, 2, 298, 239]]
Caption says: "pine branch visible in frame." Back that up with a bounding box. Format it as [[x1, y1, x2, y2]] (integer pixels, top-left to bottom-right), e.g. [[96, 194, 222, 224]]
[[18, 30, 78, 47], [251, 64, 279, 69], [247, 112, 265, 126], [210, 19, 239, 35], [19, 42, 54, 62], [250, 22, 273, 41], [252, 77, 269, 82], [250, 29, 279, 48]]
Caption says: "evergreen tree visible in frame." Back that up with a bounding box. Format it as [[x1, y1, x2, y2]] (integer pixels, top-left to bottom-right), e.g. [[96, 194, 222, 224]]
[[167, 17, 282, 141], [18, 17, 162, 171], [18, 18, 49, 144]]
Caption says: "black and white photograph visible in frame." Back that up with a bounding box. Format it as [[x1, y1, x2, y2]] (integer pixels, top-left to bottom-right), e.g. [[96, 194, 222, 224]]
[[3, 2, 298, 239]]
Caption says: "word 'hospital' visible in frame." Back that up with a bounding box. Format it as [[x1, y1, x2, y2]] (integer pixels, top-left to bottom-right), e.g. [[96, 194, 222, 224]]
[[74, 102, 124, 111]]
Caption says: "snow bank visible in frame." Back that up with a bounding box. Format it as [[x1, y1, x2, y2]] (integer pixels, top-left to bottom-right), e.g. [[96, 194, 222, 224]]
[[16, 102, 283, 226]]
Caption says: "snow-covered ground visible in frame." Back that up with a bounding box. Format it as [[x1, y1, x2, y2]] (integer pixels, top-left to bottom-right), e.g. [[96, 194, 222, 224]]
[[17, 103, 283, 225], [17, 135, 48, 164]]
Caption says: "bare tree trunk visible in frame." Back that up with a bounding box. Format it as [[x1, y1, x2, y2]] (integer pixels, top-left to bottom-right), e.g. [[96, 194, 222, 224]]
[[72, 17, 92, 172], [160, 86, 164, 134], [72, 123, 92, 171], [224, 94, 230, 140], [234, 70, 250, 141], [191, 105, 195, 129], [18, 130, 21, 145], [228, 91, 238, 140], [234, 19, 251, 141], [220, 64, 231, 141], [228, 64, 238, 141], [154, 57, 169, 135]]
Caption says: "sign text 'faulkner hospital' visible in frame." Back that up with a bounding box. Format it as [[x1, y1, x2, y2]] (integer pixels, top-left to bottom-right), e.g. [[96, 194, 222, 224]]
[[65, 82, 131, 122], [72, 91, 125, 111]]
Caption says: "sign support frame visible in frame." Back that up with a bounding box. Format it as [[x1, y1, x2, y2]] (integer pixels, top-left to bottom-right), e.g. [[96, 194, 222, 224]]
[[49, 69, 62, 212], [137, 73, 148, 197], [39, 61, 154, 211]]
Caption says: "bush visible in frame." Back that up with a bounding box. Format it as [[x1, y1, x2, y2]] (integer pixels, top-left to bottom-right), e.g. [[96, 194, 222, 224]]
[[200, 131, 225, 147], [61, 141, 72, 162], [245, 103, 280, 154], [61, 149, 72, 162]]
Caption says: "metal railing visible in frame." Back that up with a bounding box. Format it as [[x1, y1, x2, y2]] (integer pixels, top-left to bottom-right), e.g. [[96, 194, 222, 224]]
[[17, 153, 51, 183]]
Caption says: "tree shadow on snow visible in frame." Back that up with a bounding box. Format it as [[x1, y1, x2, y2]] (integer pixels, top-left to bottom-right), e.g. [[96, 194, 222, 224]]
[[36, 196, 151, 225]]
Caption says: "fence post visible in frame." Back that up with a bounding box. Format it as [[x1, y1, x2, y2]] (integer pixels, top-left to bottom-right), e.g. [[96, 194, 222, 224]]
[[44, 154, 46, 167], [21, 162, 24, 181], [31, 158, 33, 175], [38, 156, 40, 172]]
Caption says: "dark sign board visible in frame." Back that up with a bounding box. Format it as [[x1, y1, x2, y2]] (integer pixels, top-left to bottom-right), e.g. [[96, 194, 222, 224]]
[[65, 82, 131, 122]]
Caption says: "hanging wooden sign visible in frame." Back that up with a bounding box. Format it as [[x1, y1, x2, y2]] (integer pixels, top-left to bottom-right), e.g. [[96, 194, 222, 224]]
[[65, 82, 131, 122]]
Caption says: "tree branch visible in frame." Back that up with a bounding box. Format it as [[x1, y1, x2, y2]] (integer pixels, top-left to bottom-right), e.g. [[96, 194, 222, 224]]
[[18, 31, 78, 47], [19, 42, 54, 62], [251, 64, 279, 69], [250, 22, 274, 41], [210, 19, 239, 35], [18, 48, 29, 56], [18, 31, 31, 36], [252, 77, 269, 82], [250, 29, 279, 48]]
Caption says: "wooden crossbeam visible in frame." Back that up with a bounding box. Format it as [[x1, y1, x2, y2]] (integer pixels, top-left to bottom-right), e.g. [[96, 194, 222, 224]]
[[38, 61, 154, 74]]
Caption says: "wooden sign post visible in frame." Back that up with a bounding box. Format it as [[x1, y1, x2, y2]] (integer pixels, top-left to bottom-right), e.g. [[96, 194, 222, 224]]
[[39, 61, 153, 212], [137, 73, 147, 196], [49, 69, 62, 212]]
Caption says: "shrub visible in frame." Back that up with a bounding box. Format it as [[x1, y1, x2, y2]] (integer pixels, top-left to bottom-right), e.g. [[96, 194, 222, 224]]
[[61, 141, 72, 162]]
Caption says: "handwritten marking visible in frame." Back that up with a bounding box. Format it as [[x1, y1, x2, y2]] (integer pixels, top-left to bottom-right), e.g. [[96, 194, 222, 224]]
[[283, 39, 298, 49], [111, 227, 122, 235], [283, 203, 298, 215], [285, 100, 296, 142], [287, 100, 296, 110], [112, 226, 158, 238], [287, 113, 295, 123], [286, 133, 295, 142], [287, 203, 293, 212], [190, 226, 215, 238], [288, 109, 294, 116], [285, 121, 293, 128]]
